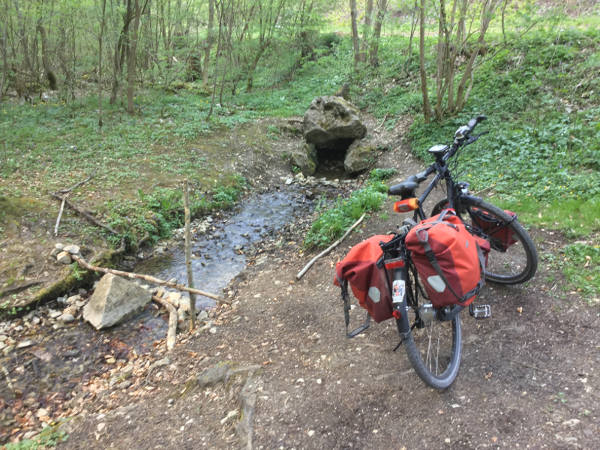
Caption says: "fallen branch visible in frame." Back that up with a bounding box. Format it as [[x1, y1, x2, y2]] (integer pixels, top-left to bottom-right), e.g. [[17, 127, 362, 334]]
[[54, 194, 67, 236], [71, 254, 229, 304], [50, 193, 118, 235], [296, 213, 366, 280], [56, 172, 95, 195], [152, 295, 177, 350]]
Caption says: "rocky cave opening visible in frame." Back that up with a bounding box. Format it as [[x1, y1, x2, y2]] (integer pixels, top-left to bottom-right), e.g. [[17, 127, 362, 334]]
[[314, 138, 355, 176]]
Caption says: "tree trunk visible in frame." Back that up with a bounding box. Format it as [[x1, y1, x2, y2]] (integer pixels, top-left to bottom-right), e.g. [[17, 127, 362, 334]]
[[98, 0, 107, 128], [349, 0, 361, 66], [202, 0, 215, 87], [127, 0, 142, 114], [36, 20, 57, 90], [110, 0, 134, 105], [418, 0, 432, 122], [0, 21, 7, 98], [369, 0, 388, 67], [362, 0, 373, 62]]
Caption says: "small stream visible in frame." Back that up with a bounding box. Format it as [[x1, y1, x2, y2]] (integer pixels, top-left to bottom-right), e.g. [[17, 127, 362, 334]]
[[136, 188, 309, 310]]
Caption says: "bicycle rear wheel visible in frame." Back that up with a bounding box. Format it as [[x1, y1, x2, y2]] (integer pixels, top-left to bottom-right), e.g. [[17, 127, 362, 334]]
[[432, 197, 538, 284], [402, 308, 462, 390]]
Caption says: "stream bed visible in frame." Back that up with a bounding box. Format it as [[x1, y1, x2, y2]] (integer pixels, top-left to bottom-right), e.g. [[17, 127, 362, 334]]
[[0, 186, 313, 442]]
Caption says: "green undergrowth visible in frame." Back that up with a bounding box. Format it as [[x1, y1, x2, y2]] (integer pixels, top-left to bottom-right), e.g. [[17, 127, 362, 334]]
[[559, 243, 600, 301], [3, 423, 68, 449], [304, 169, 396, 248], [104, 174, 247, 245]]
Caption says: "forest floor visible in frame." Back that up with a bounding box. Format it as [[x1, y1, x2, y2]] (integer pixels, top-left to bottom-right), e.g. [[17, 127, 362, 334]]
[[1, 116, 599, 449]]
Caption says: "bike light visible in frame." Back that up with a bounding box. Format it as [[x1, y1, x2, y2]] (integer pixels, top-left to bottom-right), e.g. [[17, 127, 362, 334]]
[[392, 310, 402, 320], [394, 198, 419, 213]]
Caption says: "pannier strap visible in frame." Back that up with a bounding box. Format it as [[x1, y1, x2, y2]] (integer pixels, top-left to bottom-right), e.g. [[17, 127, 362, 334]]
[[340, 278, 371, 338], [417, 232, 485, 304]]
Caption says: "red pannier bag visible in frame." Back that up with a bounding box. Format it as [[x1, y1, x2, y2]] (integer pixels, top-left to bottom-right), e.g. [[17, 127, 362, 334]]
[[405, 209, 489, 309], [334, 235, 394, 323], [471, 208, 518, 251]]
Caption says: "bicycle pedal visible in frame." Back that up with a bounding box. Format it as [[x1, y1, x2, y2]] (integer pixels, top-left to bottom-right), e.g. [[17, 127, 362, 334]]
[[469, 304, 491, 319]]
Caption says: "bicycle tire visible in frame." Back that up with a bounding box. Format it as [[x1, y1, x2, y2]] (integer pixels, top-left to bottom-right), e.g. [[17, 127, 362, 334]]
[[432, 197, 538, 284], [403, 311, 462, 390]]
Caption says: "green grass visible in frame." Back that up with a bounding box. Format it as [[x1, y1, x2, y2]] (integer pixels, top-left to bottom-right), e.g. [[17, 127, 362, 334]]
[[304, 169, 395, 248]]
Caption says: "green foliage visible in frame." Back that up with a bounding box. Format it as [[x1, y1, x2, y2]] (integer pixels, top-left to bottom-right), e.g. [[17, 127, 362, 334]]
[[403, 24, 600, 232], [304, 179, 387, 249], [104, 175, 247, 245], [4, 424, 68, 449], [546, 243, 600, 300], [369, 168, 397, 182]]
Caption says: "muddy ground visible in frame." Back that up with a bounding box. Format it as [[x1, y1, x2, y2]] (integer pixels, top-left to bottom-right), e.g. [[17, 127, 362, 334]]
[[1, 117, 599, 449]]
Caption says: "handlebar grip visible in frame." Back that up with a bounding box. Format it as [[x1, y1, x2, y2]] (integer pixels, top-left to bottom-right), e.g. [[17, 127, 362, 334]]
[[467, 115, 487, 131]]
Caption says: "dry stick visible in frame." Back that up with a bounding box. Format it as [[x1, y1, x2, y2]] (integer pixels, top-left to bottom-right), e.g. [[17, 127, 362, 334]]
[[56, 172, 95, 195], [374, 113, 390, 132], [296, 213, 366, 280], [183, 179, 196, 331], [152, 295, 177, 351], [54, 194, 67, 236], [50, 193, 118, 236], [71, 254, 229, 304]]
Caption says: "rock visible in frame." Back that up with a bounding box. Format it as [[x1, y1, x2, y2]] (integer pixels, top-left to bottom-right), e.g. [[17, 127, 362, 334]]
[[17, 340, 35, 349], [55, 243, 65, 251], [66, 295, 81, 305], [58, 313, 75, 323], [83, 274, 152, 330], [56, 251, 72, 264], [197, 363, 232, 388], [344, 140, 377, 174], [63, 244, 80, 255], [198, 310, 209, 322], [303, 96, 366, 148], [48, 309, 62, 319], [290, 143, 318, 176]]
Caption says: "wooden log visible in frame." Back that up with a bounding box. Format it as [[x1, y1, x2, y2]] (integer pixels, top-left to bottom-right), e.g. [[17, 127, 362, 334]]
[[296, 213, 366, 280], [152, 295, 177, 351], [71, 254, 229, 304]]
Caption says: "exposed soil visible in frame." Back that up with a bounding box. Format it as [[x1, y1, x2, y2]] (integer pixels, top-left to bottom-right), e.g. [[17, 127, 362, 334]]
[[1, 116, 598, 449]]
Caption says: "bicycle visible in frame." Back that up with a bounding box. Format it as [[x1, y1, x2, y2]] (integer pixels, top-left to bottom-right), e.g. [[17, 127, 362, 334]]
[[381, 115, 538, 389]]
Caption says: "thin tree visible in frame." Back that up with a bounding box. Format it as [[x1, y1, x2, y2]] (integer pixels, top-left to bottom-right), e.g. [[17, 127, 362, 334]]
[[98, 0, 107, 128]]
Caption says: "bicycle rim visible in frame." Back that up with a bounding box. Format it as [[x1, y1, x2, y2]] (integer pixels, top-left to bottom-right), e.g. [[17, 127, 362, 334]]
[[403, 310, 462, 389], [458, 199, 538, 284]]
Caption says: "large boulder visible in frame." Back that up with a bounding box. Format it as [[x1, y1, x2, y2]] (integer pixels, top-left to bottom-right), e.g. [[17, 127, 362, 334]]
[[83, 274, 151, 330], [290, 143, 318, 176], [344, 140, 377, 174], [303, 96, 366, 149]]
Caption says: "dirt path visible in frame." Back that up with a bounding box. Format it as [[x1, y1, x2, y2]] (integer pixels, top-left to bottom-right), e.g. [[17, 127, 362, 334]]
[[57, 141, 599, 449]]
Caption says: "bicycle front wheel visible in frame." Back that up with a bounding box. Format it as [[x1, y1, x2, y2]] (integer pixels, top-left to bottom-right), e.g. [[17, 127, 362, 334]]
[[454, 198, 538, 284], [403, 310, 462, 390]]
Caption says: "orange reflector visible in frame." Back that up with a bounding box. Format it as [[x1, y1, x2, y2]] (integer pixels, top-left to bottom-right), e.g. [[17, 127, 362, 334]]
[[394, 198, 419, 213]]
